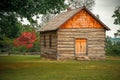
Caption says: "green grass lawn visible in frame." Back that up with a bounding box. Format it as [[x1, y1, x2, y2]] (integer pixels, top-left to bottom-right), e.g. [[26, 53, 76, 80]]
[[0, 55, 120, 80]]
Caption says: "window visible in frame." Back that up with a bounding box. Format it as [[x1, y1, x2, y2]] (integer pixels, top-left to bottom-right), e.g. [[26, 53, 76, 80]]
[[49, 35, 52, 48], [44, 35, 46, 48]]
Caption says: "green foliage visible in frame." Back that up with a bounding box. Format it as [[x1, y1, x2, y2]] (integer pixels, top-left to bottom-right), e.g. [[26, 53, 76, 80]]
[[0, 36, 14, 52], [112, 6, 120, 25], [0, 0, 67, 38], [20, 25, 36, 32], [0, 14, 21, 39], [12, 46, 27, 53], [0, 14, 22, 52], [114, 29, 120, 38], [106, 37, 120, 56], [28, 40, 40, 52], [0, 0, 67, 24]]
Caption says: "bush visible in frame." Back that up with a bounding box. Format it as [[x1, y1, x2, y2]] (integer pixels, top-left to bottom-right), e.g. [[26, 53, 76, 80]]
[[28, 41, 40, 52], [11, 46, 27, 54], [0, 36, 14, 53], [0, 31, 40, 55], [106, 38, 120, 56]]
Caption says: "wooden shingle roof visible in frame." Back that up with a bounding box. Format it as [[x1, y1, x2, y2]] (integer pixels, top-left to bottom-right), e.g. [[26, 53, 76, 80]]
[[39, 7, 110, 32]]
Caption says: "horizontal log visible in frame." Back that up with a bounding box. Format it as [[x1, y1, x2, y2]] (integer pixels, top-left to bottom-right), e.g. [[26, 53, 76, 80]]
[[88, 37, 105, 39], [57, 51, 74, 54], [40, 43, 57, 46], [57, 40, 74, 43], [57, 45, 74, 48], [58, 35, 86, 38], [88, 41, 105, 44], [58, 54, 74, 56], [41, 50, 53, 53], [57, 42, 74, 45], [88, 44, 105, 47], [41, 48, 56, 50], [41, 46, 57, 48], [88, 49, 104, 51], [88, 42, 105, 45], [57, 38, 74, 41], [58, 31, 104, 34], [58, 28, 104, 32], [88, 38, 105, 41], [88, 53, 105, 56], [40, 40, 57, 42], [57, 50, 74, 52], [58, 35, 105, 38], [88, 51, 105, 54], [41, 44, 57, 47], [40, 43, 57, 45], [57, 48, 74, 50]]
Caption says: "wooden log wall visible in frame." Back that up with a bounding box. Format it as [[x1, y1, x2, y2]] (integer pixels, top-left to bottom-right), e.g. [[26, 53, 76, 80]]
[[57, 28, 106, 59], [40, 31, 57, 59], [57, 9, 106, 59]]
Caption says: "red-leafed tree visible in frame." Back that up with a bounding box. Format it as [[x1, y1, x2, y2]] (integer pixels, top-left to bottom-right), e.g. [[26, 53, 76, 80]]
[[14, 32, 36, 49]]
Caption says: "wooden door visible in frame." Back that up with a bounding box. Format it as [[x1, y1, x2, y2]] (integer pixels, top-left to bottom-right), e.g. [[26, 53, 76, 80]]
[[75, 38, 87, 56]]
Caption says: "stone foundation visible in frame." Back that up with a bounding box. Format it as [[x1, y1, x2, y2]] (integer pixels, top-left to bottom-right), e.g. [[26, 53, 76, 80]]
[[41, 53, 57, 60], [41, 53, 105, 60]]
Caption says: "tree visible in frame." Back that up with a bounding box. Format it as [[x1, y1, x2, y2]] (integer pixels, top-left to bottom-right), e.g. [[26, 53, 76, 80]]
[[14, 32, 36, 49], [106, 36, 120, 56], [0, 0, 67, 52], [114, 29, 120, 38], [107, 6, 120, 55], [0, 14, 21, 39], [112, 6, 120, 38], [41, 13, 55, 26], [41, 0, 95, 26], [0, 0, 67, 38], [112, 6, 120, 25], [67, 0, 95, 10], [0, 0, 66, 24], [0, 14, 22, 52]]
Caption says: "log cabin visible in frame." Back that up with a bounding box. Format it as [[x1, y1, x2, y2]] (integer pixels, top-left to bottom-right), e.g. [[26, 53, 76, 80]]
[[39, 7, 110, 60]]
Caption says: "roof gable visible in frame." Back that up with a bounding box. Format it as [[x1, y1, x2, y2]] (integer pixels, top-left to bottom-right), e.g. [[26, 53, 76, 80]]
[[60, 9, 103, 29], [39, 7, 110, 32]]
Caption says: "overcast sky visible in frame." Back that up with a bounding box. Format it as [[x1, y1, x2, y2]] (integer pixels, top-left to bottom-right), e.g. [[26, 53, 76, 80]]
[[92, 0, 120, 37]]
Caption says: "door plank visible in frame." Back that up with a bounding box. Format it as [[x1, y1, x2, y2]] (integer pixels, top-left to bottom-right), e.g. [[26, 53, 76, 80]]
[[75, 38, 86, 56]]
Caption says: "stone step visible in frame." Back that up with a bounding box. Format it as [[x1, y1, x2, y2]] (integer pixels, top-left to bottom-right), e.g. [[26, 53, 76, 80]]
[[75, 56, 90, 60]]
